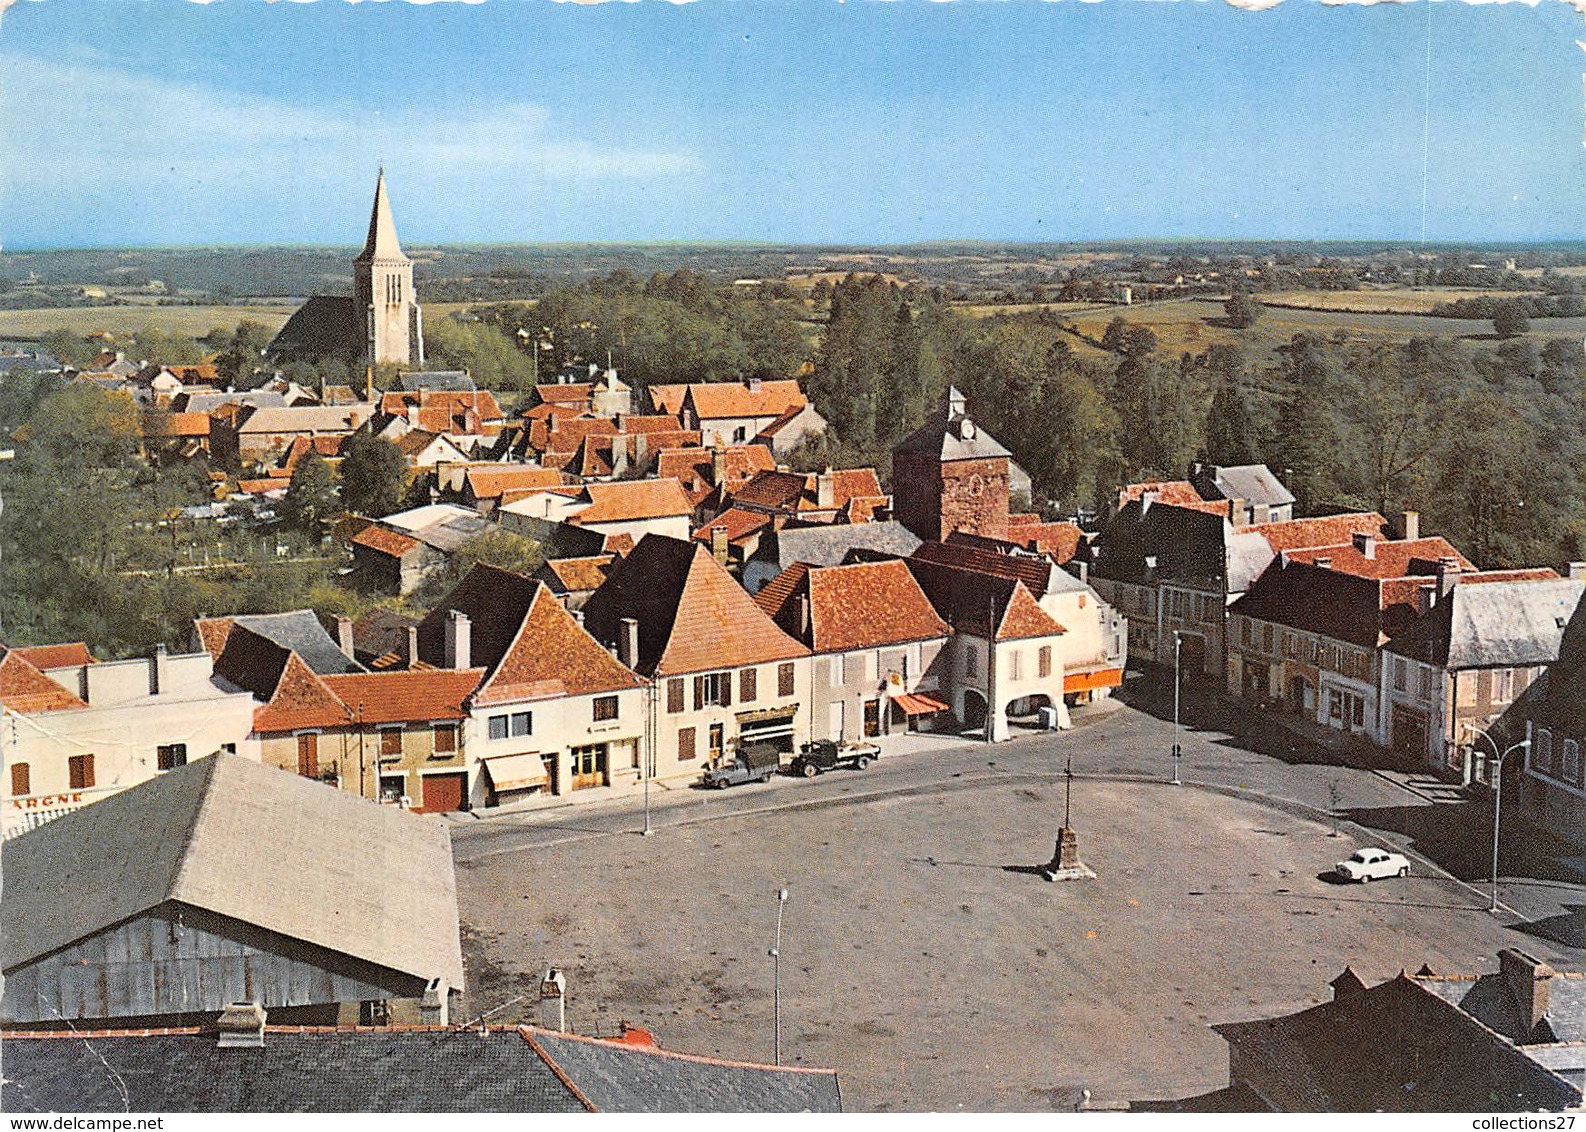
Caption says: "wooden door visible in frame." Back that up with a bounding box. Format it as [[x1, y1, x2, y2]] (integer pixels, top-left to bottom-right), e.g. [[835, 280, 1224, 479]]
[[571, 744, 607, 791], [420, 772, 467, 813]]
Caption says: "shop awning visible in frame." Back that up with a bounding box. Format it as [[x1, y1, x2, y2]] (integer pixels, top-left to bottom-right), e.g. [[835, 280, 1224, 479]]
[[891, 692, 950, 716], [1064, 667, 1124, 694], [482, 752, 550, 793]]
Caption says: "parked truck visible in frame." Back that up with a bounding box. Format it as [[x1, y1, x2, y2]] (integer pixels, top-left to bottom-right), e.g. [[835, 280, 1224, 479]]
[[700, 742, 782, 789], [789, 738, 879, 778]]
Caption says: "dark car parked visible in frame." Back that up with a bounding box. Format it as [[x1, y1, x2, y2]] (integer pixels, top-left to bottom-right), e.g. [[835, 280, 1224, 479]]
[[789, 739, 880, 778]]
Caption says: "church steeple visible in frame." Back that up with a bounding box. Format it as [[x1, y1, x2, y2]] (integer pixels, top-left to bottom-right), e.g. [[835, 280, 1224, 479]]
[[356, 167, 407, 265], [352, 169, 422, 368]]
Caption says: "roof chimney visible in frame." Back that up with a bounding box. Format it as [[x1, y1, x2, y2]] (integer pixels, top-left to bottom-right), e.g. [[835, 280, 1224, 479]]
[[336, 616, 356, 660], [1416, 583, 1437, 616], [1314, 556, 1333, 571], [1437, 558, 1461, 599], [1568, 561, 1586, 581], [1250, 502, 1270, 525], [1397, 510, 1420, 542], [1352, 532, 1377, 559], [445, 609, 472, 670], [710, 524, 729, 565], [816, 468, 836, 510], [746, 375, 763, 393], [1227, 496, 1247, 525], [1329, 967, 1367, 1002], [216, 1002, 266, 1048], [618, 616, 640, 670], [796, 592, 811, 639], [405, 624, 419, 667], [419, 977, 450, 1026], [1140, 489, 1158, 515], [406, 403, 419, 427], [150, 643, 169, 696], [1498, 948, 1554, 1038], [712, 443, 728, 487], [539, 967, 567, 1033]]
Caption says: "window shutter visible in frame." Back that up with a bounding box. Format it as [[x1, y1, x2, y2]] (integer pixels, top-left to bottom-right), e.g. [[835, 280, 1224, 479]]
[[779, 662, 795, 698], [721, 671, 733, 707], [740, 667, 757, 703], [693, 676, 705, 711], [668, 678, 684, 714], [10, 762, 29, 796], [678, 727, 696, 761]]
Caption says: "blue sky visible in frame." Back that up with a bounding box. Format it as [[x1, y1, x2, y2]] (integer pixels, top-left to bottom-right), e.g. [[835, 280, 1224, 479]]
[[1, 0, 1582, 247]]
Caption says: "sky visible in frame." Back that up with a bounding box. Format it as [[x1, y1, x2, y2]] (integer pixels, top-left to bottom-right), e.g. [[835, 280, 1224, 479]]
[[1, 0, 1583, 248]]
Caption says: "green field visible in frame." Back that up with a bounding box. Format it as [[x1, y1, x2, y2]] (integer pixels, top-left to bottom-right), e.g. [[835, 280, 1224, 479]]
[[0, 304, 299, 342]]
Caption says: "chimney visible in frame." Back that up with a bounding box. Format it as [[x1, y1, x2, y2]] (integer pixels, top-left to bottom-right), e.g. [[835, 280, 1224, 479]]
[[445, 610, 472, 670], [1352, 532, 1377, 559], [571, 608, 585, 626], [747, 375, 763, 393], [816, 468, 836, 510], [618, 617, 640, 669], [1076, 560, 1089, 586], [1569, 561, 1586, 581], [710, 525, 729, 565], [1314, 556, 1333, 571], [1140, 489, 1158, 515], [1437, 557, 1461, 599], [405, 624, 420, 668], [150, 643, 169, 696], [1227, 496, 1247, 526], [1329, 967, 1367, 1002], [1498, 948, 1554, 1037], [336, 616, 356, 660], [1397, 510, 1420, 542], [539, 968, 567, 1033], [1417, 583, 1437, 616], [796, 593, 811, 639], [406, 404, 419, 427], [216, 1002, 266, 1048], [419, 978, 450, 1026], [1250, 502, 1270, 525], [712, 444, 728, 487]]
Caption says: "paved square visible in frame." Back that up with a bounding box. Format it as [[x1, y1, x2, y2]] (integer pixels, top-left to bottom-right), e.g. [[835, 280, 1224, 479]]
[[455, 776, 1574, 1111]]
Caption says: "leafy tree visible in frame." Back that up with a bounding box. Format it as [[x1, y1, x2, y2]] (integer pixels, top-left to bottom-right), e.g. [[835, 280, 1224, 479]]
[[338, 433, 408, 518], [216, 320, 274, 389], [280, 449, 338, 533], [1202, 374, 1260, 467], [1493, 301, 1530, 338], [1269, 335, 1342, 514], [1224, 287, 1263, 330], [410, 529, 545, 610], [38, 328, 97, 369]]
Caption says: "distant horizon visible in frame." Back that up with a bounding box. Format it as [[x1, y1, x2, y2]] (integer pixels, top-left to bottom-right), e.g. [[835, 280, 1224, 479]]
[[3, 1, 1581, 248]]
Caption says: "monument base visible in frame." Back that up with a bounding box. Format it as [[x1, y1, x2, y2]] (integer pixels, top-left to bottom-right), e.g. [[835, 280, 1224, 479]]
[[1043, 827, 1093, 882]]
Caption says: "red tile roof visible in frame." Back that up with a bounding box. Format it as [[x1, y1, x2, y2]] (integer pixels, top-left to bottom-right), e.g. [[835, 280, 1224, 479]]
[[539, 554, 615, 594], [1007, 518, 1085, 564], [1285, 537, 1474, 580], [324, 668, 486, 724], [521, 402, 583, 423], [568, 479, 692, 525], [194, 617, 236, 658], [141, 411, 210, 439], [352, 526, 422, 557], [620, 414, 691, 434], [757, 560, 950, 653], [13, 642, 95, 670], [532, 415, 618, 456], [1119, 480, 1207, 507], [655, 446, 777, 499], [730, 467, 883, 514], [996, 583, 1066, 641], [581, 535, 808, 677], [415, 564, 541, 673], [647, 384, 690, 416], [0, 650, 87, 713], [1246, 512, 1388, 552], [693, 507, 773, 546], [280, 435, 345, 472], [904, 558, 1067, 641], [683, 380, 807, 421], [474, 584, 643, 705], [536, 383, 595, 405], [253, 651, 354, 732], [236, 479, 288, 496], [465, 466, 567, 501]]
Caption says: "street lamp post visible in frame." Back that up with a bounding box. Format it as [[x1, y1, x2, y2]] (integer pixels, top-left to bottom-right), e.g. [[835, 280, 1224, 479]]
[[770, 887, 788, 1066], [1172, 631, 1183, 785], [1467, 725, 1530, 915]]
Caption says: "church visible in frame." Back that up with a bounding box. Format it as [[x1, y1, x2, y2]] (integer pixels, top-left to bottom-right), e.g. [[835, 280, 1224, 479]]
[[268, 171, 425, 369]]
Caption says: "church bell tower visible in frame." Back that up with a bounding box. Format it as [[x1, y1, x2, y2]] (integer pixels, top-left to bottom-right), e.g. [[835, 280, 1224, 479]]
[[353, 169, 423, 368]]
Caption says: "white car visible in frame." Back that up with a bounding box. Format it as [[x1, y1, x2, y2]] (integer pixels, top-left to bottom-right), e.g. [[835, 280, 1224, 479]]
[[1334, 847, 1410, 882]]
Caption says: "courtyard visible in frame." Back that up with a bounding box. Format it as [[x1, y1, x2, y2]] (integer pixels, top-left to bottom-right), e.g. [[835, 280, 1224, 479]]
[[453, 770, 1573, 1111]]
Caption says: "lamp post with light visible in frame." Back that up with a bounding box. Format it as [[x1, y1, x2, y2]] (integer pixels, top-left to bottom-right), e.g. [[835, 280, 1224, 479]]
[[1467, 725, 1530, 915], [1172, 630, 1183, 785], [770, 887, 788, 1065]]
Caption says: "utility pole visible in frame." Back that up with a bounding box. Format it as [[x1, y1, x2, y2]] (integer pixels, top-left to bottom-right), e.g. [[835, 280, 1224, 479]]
[[770, 887, 788, 1065]]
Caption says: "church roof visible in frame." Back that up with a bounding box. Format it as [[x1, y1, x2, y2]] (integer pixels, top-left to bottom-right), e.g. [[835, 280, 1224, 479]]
[[893, 386, 1011, 462], [356, 168, 408, 264]]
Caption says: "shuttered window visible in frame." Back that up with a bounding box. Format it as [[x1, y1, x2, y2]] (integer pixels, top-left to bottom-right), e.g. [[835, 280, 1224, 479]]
[[381, 728, 403, 757], [1038, 646, 1052, 679], [740, 667, 757, 703], [433, 724, 458, 753], [778, 662, 795, 698], [10, 762, 29, 796], [678, 727, 696, 761], [667, 678, 684, 714], [69, 753, 95, 789], [296, 734, 319, 779]]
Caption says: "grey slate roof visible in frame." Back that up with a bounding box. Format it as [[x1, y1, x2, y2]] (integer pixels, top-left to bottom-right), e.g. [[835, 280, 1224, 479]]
[[0, 1026, 843, 1113], [892, 386, 1011, 462], [530, 1030, 843, 1112], [400, 370, 474, 392], [1088, 499, 1272, 594], [0, 1029, 584, 1113], [1, 755, 465, 989], [1194, 463, 1295, 509], [756, 520, 922, 573], [1384, 578, 1585, 669], [231, 610, 365, 675], [1418, 973, 1586, 1046], [267, 295, 361, 364], [180, 390, 289, 413]]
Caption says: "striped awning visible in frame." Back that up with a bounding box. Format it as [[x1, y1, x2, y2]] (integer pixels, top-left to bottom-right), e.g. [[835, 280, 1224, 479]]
[[891, 692, 950, 716], [482, 753, 550, 793]]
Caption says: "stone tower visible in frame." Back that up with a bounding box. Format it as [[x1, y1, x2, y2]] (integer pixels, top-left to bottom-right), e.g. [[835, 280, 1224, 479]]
[[892, 386, 1011, 543], [353, 169, 423, 368]]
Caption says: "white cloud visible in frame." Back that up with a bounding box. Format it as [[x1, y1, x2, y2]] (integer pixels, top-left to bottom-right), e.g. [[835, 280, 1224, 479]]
[[0, 55, 700, 194]]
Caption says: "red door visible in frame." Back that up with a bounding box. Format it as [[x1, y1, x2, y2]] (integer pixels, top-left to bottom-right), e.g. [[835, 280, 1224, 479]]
[[419, 772, 467, 813]]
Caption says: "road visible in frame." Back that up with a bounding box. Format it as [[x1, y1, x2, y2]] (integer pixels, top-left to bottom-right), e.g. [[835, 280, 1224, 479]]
[[449, 682, 1583, 942]]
